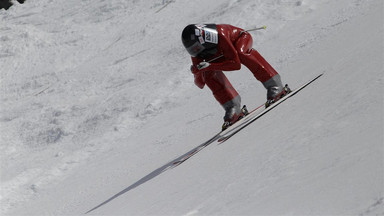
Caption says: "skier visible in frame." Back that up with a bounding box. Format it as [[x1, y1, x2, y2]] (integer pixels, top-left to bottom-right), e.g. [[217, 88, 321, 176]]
[[181, 24, 290, 130]]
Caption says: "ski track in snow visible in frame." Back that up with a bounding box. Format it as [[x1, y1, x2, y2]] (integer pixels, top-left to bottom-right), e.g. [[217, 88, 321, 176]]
[[1, 0, 383, 215]]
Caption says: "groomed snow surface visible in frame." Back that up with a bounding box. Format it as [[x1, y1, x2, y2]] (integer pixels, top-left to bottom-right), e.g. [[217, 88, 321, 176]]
[[1, 0, 383, 215]]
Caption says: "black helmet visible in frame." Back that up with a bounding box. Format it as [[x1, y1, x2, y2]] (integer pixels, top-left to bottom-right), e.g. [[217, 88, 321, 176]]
[[181, 24, 218, 58]]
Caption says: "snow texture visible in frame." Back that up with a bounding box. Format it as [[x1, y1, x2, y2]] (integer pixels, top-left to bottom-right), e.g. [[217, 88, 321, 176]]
[[0, 0, 383, 215]]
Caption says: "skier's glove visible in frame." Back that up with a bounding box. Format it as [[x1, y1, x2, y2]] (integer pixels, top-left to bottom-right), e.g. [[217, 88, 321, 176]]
[[197, 62, 210, 70], [190, 65, 198, 74]]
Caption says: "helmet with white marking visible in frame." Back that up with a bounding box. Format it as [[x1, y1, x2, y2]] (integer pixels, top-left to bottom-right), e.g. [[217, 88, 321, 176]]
[[181, 24, 218, 58]]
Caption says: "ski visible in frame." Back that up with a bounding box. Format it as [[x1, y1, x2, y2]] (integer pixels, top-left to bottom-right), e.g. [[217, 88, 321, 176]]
[[171, 132, 221, 166], [171, 73, 323, 166], [217, 73, 324, 142]]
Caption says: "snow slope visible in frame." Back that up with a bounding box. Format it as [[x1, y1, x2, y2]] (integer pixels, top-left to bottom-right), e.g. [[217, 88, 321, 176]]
[[1, 0, 383, 215]]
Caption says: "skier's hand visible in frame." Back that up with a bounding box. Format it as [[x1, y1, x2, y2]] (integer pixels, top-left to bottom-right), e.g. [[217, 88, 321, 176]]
[[190, 65, 199, 74], [197, 62, 210, 70], [190, 62, 211, 74]]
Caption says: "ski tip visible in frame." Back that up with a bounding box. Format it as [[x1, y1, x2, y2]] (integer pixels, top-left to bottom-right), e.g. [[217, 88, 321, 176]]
[[309, 73, 324, 82]]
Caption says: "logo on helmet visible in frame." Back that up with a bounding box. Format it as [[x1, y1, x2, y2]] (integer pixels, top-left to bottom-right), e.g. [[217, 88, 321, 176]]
[[203, 28, 218, 44], [195, 29, 201, 36], [194, 24, 218, 44], [198, 36, 205, 44]]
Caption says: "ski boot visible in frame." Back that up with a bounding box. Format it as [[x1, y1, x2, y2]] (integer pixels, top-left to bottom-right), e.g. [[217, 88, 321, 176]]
[[265, 84, 291, 108], [222, 105, 249, 131]]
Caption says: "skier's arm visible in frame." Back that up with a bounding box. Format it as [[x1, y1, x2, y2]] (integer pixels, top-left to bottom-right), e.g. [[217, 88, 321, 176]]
[[191, 57, 203, 74], [199, 36, 241, 72], [191, 57, 206, 89]]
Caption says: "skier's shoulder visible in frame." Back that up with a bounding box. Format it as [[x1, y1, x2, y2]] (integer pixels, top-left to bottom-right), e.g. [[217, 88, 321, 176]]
[[217, 24, 244, 32], [217, 24, 244, 40]]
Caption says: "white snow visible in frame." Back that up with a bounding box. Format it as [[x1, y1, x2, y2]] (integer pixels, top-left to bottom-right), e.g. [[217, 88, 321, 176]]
[[1, 0, 383, 215]]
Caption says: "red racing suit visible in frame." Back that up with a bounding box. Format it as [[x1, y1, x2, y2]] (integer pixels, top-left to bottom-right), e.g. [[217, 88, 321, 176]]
[[190, 24, 279, 105]]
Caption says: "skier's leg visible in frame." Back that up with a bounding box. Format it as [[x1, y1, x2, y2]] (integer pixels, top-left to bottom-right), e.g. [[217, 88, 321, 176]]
[[235, 33, 285, 99], [203, 70, 242, 123]]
